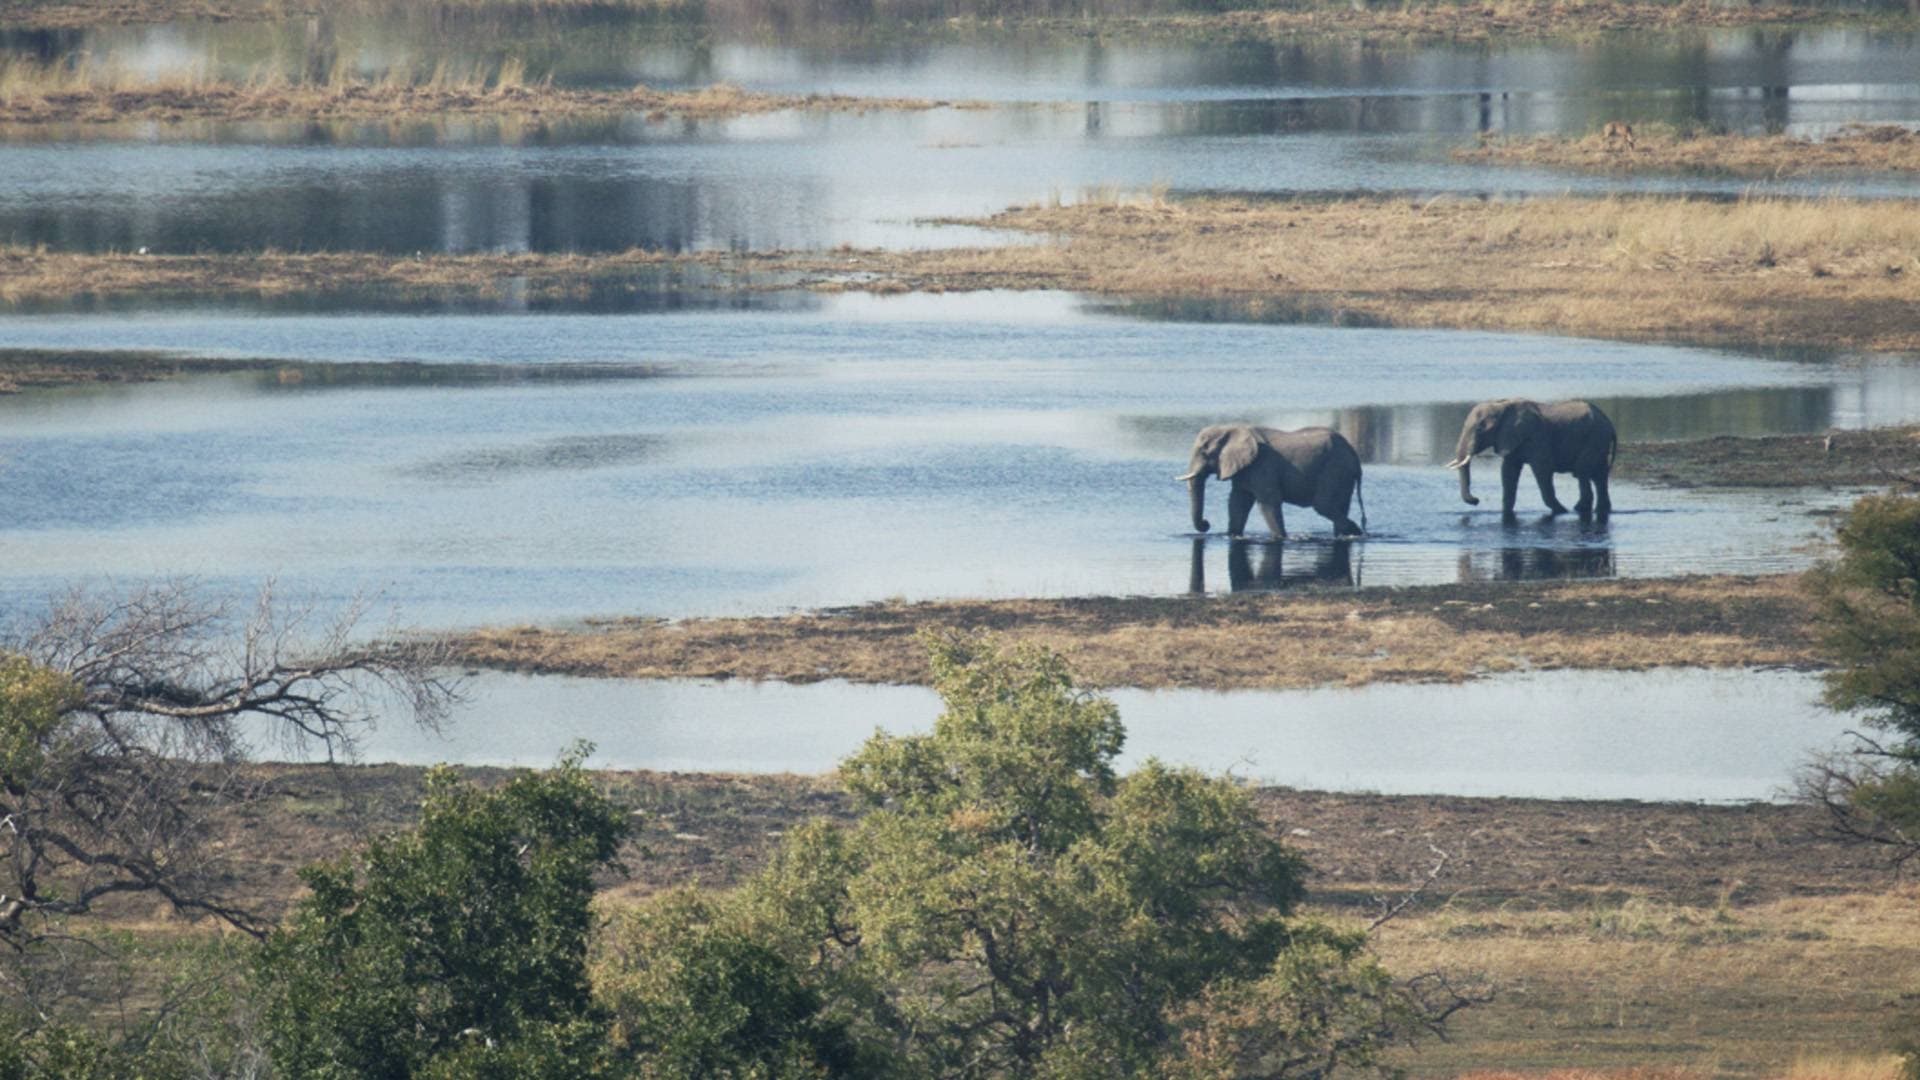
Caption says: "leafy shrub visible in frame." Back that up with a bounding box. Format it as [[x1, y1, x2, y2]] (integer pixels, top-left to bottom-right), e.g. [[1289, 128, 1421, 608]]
[[258, 747, 627, 1080]]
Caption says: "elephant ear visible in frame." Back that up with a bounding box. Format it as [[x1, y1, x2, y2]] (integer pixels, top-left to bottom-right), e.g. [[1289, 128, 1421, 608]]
[[1495, 403, 1541, 456], [1216, 427, 1263, 479]]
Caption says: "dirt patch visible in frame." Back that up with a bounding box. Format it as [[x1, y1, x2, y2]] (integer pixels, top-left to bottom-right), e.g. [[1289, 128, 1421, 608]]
[[13, 194, 1917, 354], [1456, 123, 1920, 177], [447, 574, 1818, 691], [1621, 426, 1920, 489]]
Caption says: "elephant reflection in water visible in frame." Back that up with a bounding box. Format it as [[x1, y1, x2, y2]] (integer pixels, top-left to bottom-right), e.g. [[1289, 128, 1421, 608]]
[[1189, 537, 1356, 594], [1455, 516, 1615, 582]]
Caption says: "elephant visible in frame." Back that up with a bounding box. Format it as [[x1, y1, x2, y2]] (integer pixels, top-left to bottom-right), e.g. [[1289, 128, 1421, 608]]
[[1446, 398, 1616, 518], [1179, 424, 1366, 538]]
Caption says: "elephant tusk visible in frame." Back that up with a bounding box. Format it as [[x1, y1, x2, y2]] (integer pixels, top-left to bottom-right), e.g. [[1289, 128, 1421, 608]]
[[1444, 457, 1469, 470], [1175, 470, 1201, 481]]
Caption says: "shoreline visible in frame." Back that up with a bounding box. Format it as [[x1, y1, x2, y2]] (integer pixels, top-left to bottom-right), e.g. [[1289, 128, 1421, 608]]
[[0, 77, 970, 125], [1454, 124, 1920, 177], [8, 194, 1919, 353], [446, 573, 1819, 690]]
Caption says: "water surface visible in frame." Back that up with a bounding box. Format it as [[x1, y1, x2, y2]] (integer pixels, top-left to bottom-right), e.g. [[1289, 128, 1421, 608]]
[[331, 668, 1851, 802], [2, 294, 1912, 626]]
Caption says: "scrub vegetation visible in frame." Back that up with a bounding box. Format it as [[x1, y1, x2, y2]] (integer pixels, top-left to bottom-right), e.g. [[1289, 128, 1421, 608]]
[[1455, 123, 1920, 177], [3, 629, 1487, 1078]]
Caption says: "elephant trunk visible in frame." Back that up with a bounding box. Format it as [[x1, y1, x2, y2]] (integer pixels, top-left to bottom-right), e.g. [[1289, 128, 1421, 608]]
[[1449, 423, 1481, 506], [1187, 472, 1211, 533]]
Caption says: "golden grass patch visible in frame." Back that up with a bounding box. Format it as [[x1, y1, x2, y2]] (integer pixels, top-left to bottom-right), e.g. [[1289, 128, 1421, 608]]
[[448, 573, 1817, 690], [1457, 124, 1920, 177]]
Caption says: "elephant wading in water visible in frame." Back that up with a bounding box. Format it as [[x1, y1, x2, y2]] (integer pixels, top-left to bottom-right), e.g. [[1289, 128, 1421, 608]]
[[1447, 398, 1617, 518], [1179, 424, 1367, 538]]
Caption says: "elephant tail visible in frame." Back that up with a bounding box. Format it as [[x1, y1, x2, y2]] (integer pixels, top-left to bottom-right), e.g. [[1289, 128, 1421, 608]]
[[1357, 470, 1368, 533], [1608, 428, 1618, 470]]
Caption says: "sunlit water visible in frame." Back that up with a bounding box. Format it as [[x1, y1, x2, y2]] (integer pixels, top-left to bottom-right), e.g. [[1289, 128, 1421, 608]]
[[308, 668, 1850, 802], [2, 293, 1914, 627], [3, 26, 1919, 252]]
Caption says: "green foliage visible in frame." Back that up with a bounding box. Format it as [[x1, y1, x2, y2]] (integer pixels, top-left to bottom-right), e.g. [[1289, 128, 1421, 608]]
[[1808, 493, 1920, 754], [714, 632, 1415, 1078], [0, 654, 76, 786], [594, 889, 867, 1078], [257, 746, 628, 1080]]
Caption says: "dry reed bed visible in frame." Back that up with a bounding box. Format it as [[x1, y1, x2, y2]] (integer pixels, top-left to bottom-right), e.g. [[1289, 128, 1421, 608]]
[[2, 0, 1897, 34], [10, 195, 1920, 352], [1456, 124, 1920, 177], [448, 573, 1816, 689], [0, 61, 962, 124], [886, 194, 1920, 352]]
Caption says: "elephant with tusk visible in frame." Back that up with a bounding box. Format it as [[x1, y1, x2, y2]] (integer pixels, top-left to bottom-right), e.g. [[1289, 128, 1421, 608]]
[[1180, 424, 1366, 538], [1448, 398, 1616, 517]]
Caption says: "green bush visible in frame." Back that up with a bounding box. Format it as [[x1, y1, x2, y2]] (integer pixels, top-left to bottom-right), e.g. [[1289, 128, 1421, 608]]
[[257, 747, 628, 1080], [681, 633, 1429, 1078], [1809, 492, 1920, 754]]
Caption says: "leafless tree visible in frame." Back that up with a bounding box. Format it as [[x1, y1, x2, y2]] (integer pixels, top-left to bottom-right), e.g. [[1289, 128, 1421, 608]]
[[0, 582, 456, 998]]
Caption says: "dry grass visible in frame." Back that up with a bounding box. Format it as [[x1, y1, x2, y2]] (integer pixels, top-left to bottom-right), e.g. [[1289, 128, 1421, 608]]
[[10, 194, 1918, 353], [0, 57, 963, 124], [1619, 427, 1920, 489], [448, 573, 1817, 690], [1457, 124, 1920, 177], [1376, 889, 1920, 1075], [1, 0, 1898, 35]]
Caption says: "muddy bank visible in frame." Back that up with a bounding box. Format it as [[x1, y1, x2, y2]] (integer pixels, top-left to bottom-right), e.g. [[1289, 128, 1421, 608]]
[[1455, 124, 1920, 177], [448, 574, 1817, 690], [1621, 425, 1920, 489], [0, 348, 678, 394], [209, 761, 1885, 920], [10, 195, 1919, 353]]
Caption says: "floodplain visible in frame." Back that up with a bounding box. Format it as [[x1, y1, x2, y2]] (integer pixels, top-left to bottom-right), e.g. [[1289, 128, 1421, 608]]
[[4, 4, 1920, 1075]]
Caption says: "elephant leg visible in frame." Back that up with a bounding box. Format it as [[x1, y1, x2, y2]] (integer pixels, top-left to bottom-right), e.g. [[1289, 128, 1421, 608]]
[[1575, 475, 1595, 515], [1500, 454, 1525, 517], [1532, 461, 1568, 514], [1227, 487, 1255, 537], [1595, 470, 1612, 516], [1259, 499, 1286, 539], [1312, 474, 1361, 536]]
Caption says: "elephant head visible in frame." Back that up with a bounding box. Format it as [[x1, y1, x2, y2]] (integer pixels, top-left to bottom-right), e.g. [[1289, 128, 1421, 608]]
[[1176, 424, 1262, 533], [1446, 399, 1541, 506]]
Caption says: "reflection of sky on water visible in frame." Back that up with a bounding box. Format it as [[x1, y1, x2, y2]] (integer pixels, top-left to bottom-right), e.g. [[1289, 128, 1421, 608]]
[[4, 113, 1918, 254], [3, 25, 1919, 253], [321, 669, 1852, 801], [0, 296, 1913, 626]]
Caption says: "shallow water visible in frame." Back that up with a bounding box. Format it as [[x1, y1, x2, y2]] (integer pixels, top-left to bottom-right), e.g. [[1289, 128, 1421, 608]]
[[1, 294, 1914, 626], [3, 26, 1919, 253], [322, 668, 1850, 802]]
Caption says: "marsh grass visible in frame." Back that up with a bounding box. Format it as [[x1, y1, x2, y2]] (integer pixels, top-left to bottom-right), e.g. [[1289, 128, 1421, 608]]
[[6, 194, 1918, 352], [0, 55, 957, 123], [1457, 124, 1920, 177], [447, 573, 1816, 690]]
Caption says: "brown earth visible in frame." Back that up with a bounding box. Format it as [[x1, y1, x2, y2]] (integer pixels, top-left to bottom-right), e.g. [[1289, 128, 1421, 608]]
[[448, 573, 1818, 691], [0, 348, 686, 394], [1620, 426, 1920, 489]]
